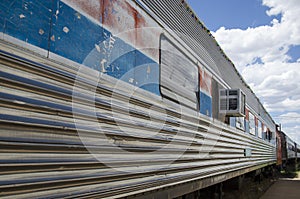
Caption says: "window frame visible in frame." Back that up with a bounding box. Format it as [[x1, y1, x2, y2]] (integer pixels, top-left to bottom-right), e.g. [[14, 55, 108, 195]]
[[159, 33, 200, 110]]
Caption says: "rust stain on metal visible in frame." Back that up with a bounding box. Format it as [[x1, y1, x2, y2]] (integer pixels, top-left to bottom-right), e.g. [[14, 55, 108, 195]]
[[125, 1, 146, 48], [100, 0, 128, 29], [200, 67, 212, 96], [100, 1, 146, 33], [124, 1, 146, 29], [65, 0, 159, 60]]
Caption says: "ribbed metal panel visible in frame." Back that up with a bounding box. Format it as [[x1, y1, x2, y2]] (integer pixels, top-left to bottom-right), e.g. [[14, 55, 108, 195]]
[[0, 39, 276, 198], [152, 0, 220, 76], [138, 0, 276, 131]]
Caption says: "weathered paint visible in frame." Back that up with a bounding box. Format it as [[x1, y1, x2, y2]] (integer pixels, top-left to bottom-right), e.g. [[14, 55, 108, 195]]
[[199, 65, 212, 96], [63, 0, 160, 61], [62, 0, 101, 21], [245, 108, 250, 134], [57, 0, 160, 94], [199, 65, 212, 117], [0, 0, 161, 95], [0, 0, 213, 98], [276, 129, 283, 165], [0, 0, 54, 50], [200, 92, 212, 117]]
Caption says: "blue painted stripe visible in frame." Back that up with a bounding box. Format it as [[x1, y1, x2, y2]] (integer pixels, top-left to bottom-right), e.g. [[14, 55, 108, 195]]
[[199, 92, 212, 117], [0, 49, 182, 118], [0, 0, 54, 50], [49, 1, 160, 95], [0, 0, 160, 95]]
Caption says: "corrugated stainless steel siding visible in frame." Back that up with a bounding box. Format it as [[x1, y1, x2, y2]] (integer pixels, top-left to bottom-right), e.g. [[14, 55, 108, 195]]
[[0, 39, 276, 198], [138, 0, 276, 131]]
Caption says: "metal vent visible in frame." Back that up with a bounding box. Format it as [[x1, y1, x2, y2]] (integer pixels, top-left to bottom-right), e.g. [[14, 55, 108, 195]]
[[219, 89, 245, 117]]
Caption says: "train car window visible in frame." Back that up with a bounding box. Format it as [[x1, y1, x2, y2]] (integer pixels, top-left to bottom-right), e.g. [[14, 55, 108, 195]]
[[262, 124, 266, 140], [266, 128, 272, 141], [160, 34, 199, 110], [229, 117, 236, 127], [211, 79, 222, 120], [249, 112, 256, 136], [230, 117, 245, 130], [236, 117, 245, 131], [258, 120, 262, 138], [245, 108, 250, 133]]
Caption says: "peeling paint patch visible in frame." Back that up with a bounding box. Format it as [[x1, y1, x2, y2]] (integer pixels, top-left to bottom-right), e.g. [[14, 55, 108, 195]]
[[63, 0, 101, 22], [51, 35, 55, 41], [100, 59, 107, 73], [24, 3, 28, 10], [75, 12, 81, 19], [147, 65, 151, 74], [95, 44, 101, 53], [129, 78, 134, 84], [63, 26, 69, 33], [19, 14, 25, 19], [39, 29, 45, 35], [55, 1, 60, 20]]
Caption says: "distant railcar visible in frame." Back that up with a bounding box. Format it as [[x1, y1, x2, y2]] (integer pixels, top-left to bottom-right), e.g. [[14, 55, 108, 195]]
[[278, 130, 299, 167], [0, 0, 291, 198]]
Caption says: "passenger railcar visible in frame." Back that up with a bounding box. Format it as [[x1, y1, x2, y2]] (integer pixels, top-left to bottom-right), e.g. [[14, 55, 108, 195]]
[[277, 129, 299, 167], [0, 0, 285, 198], [287, 136, 297, 159]]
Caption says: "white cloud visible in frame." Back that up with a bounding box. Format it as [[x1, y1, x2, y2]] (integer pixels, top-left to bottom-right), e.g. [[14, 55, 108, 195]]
[[282, 126, 300, 144], [212, 0, 300, 142], [275, 112, 300, 144], [213, 0, 300, 66], [242, 62, 300, 109], [276, 112, 300, 125]]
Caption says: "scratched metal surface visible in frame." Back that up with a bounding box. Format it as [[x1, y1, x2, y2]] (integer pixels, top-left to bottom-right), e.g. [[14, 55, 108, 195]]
[[0, 0, 277, 198], [0, 40, 276, 198]]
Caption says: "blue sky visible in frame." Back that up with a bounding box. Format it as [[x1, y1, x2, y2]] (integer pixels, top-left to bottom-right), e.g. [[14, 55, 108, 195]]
[[187, 0, 300, 143], [187, 0, 273, 30]]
